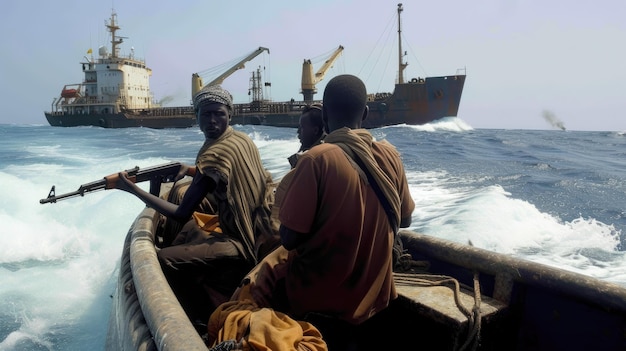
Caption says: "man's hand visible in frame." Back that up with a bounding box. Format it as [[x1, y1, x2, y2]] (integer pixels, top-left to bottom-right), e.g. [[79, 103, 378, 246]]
[[174, 163, 196, 182], [104, 171, 137, 194]]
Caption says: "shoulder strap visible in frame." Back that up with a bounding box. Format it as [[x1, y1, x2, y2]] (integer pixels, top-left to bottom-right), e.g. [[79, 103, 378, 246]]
[[350, 154, 399, 234], [349, 152, 406, 270]]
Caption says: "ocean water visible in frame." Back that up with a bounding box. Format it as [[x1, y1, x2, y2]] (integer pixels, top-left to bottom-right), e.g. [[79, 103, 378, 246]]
[[0, 119, 625, 350]]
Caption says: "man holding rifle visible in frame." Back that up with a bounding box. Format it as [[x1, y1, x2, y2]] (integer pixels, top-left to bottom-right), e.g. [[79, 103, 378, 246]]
[[114, 84, 280, 329]]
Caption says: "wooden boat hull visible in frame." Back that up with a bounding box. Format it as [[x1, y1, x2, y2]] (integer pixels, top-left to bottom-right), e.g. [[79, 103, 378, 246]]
[[107, 207, 626, 350], [106, 207, 207, 350], [400, 232, 626, 350]]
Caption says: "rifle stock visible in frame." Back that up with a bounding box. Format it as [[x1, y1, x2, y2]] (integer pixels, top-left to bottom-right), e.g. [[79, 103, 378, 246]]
[[40, 162, 183, 204]]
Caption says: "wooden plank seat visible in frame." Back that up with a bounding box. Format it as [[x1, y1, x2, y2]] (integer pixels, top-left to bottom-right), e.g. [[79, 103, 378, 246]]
[[393, 272, 510, 350]]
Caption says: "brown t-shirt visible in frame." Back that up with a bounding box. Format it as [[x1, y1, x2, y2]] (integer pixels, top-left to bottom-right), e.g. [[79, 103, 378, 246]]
[[279, 141, 415, 324]]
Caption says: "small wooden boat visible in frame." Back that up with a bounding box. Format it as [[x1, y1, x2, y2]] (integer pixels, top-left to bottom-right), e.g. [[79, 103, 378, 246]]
[[106, 206, 626, 351], [106, 206, 207, 351]]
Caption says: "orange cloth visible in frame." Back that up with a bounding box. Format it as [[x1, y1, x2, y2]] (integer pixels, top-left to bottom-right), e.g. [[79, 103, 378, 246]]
[[231, 246, 290, 308], [207, 298, 327, 351], [192, 212, 222, 233]]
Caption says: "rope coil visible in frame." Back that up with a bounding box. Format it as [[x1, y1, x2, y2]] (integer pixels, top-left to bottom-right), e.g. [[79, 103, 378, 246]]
[[394, 269, 482, 351]]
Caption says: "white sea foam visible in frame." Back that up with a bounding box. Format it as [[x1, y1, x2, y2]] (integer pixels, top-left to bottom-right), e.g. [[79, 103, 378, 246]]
[[408, 171, 624, 284], [398, 116, 474, 132], [0, 161, 146, 350], [1, 124, 625, 349]]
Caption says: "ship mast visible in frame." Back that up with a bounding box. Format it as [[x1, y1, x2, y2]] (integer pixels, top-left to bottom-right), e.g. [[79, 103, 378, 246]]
[[397, 3, 408, 84], [106, 11, 125, 59], [249, 66, 264, 102]]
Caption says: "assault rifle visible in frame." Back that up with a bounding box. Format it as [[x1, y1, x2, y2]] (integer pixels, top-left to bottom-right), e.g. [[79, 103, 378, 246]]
[[40, 162, 183, 204]]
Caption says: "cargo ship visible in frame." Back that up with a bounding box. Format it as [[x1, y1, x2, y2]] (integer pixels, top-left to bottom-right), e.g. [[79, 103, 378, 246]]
[[46, 4, 465, 129], [194, 3, 466, 129], [44, 11, 196, 129]]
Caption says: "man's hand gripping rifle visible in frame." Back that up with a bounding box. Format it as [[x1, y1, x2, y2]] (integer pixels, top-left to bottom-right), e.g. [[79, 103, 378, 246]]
[[40, 162, 184, 204]]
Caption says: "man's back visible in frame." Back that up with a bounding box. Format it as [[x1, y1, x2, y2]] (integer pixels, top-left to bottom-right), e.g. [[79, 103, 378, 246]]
[[279, 134, 413, 324]]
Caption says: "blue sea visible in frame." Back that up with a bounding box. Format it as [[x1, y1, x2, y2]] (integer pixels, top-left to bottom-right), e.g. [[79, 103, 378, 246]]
[[1, 119, 625, 350]]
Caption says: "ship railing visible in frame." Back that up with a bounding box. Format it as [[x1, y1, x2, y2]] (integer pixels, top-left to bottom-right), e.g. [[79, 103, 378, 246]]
[[233, 100, 321, 115], [98, 55, 146, 68], [368, 93, 392, 102], [124, 107, 195, 117]]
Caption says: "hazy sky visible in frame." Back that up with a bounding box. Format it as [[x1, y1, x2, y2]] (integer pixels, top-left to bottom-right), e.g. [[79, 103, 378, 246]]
[[1, 0, 624, 131]]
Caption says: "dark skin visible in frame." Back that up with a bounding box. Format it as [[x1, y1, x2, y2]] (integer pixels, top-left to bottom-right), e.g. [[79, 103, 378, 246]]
[[114, 102, 230, 224], [297, 112, 323, 151], [281, 104, 412, 250]]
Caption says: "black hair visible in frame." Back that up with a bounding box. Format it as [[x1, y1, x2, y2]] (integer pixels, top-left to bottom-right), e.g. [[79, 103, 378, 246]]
[[322, 75, 367, 122], [302, 103, 324, 131]]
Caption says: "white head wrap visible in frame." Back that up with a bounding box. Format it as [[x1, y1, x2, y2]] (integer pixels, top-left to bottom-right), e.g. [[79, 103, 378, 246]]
[[193, 85, 234, 112]]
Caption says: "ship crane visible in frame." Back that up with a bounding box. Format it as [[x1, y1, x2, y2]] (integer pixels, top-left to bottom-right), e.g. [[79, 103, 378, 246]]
[[191, 46, 270, 98], [301, 45, 344, 102]]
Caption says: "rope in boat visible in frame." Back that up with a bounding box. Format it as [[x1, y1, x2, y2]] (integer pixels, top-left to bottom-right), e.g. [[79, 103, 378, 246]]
[[394, 270, 483, 351], [208, 339, 243, 351], [458, 271, 482, 351]]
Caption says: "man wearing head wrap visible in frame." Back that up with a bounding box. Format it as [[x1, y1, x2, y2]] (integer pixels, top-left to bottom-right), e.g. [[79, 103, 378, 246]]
[[193, 84, 235, 113], [115, 84, 280, 328]]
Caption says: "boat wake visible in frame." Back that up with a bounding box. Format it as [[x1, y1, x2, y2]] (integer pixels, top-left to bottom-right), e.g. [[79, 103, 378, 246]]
[[381, 117, 473, 133]]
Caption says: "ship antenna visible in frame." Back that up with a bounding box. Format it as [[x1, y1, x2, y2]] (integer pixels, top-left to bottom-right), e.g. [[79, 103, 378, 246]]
[[397, 3, 408, 84], [107, 10, 123, 59]]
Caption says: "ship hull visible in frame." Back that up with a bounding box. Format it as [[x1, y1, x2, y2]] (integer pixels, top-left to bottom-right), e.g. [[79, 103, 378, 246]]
[[363, 74, 466, 128], [46, 5, 465, 130], [230, 74, 466, 129], [44, 109, 196, 129], [45, 74, 465, 129]]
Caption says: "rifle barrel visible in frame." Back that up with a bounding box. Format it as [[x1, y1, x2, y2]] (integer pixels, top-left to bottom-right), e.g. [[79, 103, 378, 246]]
[[39, 180, 107, 204], [40, 189, 82, 204], [39, 162, 182, 204]]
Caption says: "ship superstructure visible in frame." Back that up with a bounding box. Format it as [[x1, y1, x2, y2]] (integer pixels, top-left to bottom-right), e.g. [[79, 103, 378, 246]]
[[45, 11, 195, 128]]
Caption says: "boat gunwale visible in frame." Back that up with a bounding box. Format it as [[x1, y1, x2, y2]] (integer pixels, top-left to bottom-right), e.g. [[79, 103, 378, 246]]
[[400, 230, 626, 312], [128, 207, 208, 351], [108, 209, 626, 350]]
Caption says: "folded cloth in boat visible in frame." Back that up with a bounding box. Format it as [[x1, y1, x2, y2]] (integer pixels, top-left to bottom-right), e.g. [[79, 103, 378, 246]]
[[207, 298, 327, 351]]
